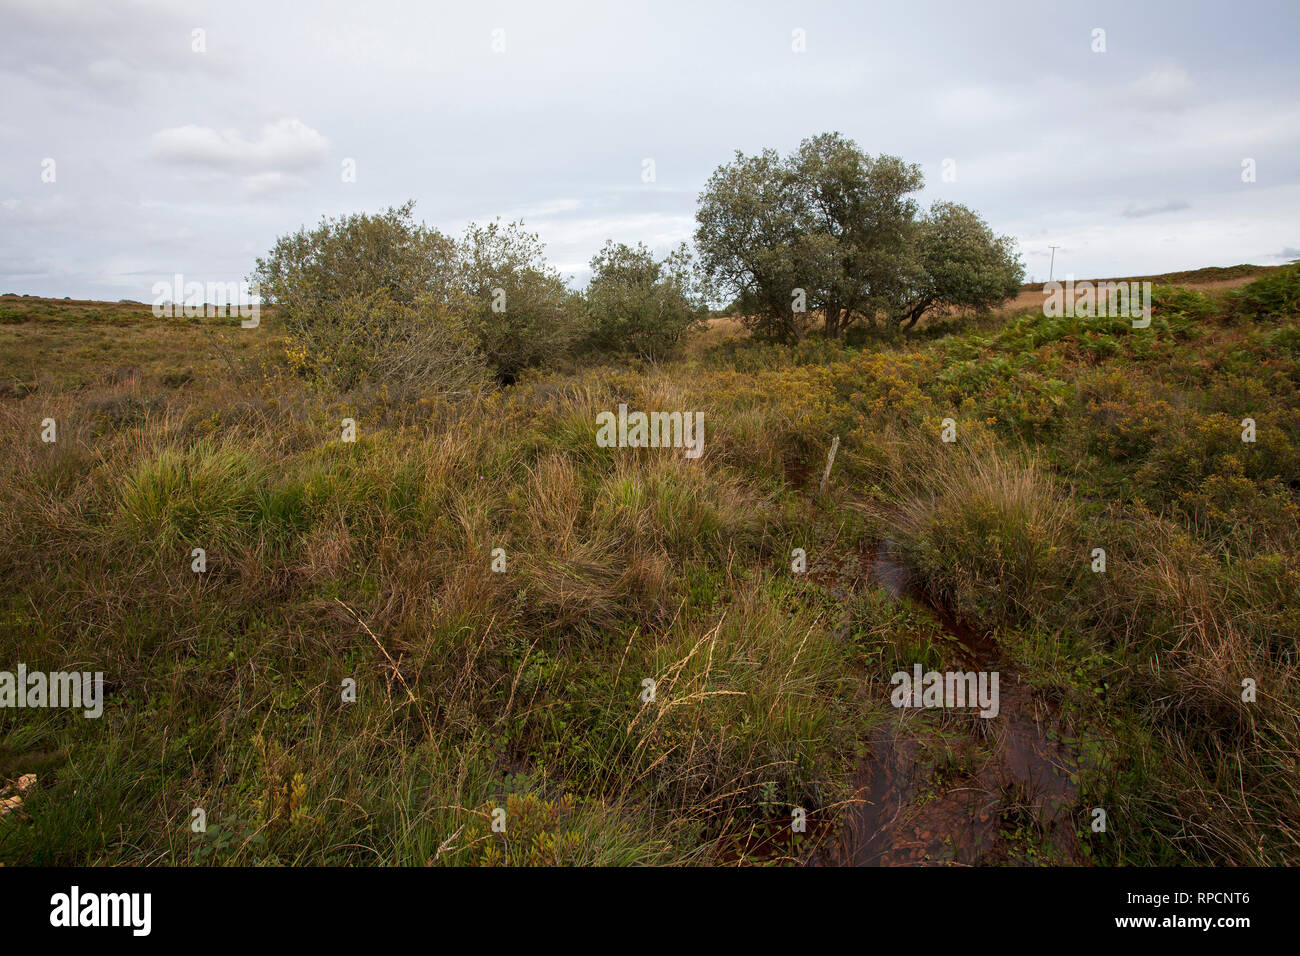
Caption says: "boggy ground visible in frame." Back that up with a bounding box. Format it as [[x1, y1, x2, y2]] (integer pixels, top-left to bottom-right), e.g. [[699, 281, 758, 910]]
[[810, 542, 1083, 866], [0, 266, 1297, 866]]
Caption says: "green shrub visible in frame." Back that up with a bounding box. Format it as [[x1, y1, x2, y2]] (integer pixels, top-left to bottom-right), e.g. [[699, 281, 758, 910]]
[[285, 289, 488, 394], [1150, 283, 1215, 321], [455, 219, 580, 382], [252, 202, 488, 394], [581, 241, 708, 361], [1226, 264, 1300, 320]]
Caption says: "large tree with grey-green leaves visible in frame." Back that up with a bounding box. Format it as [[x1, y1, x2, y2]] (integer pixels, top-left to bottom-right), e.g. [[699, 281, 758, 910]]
[[694, 133, 1023, 341]]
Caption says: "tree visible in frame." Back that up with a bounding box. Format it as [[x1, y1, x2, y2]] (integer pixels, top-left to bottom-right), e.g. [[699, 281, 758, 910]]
[[454, 219, 578, 382], [788, 133, 924, 338], [582, 241, 709, 361], [886, 202, 1024, 330], [694, 133, 924, 342], [694, 147, 810, 342]]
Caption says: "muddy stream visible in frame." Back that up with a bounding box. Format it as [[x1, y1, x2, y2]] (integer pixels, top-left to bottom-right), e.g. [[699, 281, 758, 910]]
[[811, 541, 1084, 866]]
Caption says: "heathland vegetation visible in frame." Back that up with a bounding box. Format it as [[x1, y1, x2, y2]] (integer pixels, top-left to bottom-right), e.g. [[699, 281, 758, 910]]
[[0, 133, 1296, 865]]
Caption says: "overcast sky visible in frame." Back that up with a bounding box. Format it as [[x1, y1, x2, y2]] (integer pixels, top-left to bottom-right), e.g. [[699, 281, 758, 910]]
[[2, 0, 1298, 300]]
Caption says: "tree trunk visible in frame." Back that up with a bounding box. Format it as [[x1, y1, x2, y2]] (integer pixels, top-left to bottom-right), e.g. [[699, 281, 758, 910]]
[[824, 306, 842, 339], [901, 298, 932, 331]]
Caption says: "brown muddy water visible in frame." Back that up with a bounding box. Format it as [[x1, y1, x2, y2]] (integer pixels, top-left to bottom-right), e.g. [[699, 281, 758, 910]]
[[811, 542, 1083, 866]]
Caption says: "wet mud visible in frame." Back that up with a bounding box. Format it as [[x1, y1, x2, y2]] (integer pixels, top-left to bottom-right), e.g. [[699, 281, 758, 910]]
[[813, 542, 1084, 866]]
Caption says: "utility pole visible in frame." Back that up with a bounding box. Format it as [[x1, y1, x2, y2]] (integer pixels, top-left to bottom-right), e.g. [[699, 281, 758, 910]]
[[1047, 245, 1059, 283]]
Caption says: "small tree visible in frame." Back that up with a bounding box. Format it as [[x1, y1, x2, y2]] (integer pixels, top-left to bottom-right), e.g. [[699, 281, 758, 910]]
[[788, 133, 924, 338], [455, 219, 578, 382], [253, 201, 457, 312], [582, 241, 708, 360], [886, 202, 1024, 330], [252, 202, 486, 393]]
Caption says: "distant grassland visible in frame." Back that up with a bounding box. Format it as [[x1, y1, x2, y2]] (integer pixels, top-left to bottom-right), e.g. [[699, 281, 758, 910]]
[[0, 267, 1297, 865], [0, 295, 287, 401], [1017, 261, 1286, 291]]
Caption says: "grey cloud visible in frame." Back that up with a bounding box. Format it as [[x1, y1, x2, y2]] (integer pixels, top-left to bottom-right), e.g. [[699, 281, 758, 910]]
[[2, 0, 1298, 299], [1122, 199, 1191, 218], [0, 0, 215, 99], [1123, 64, 1196, 112]]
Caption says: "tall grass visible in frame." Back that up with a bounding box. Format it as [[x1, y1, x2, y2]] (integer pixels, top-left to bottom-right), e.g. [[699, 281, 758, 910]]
[[889, 436, 1078, 630]]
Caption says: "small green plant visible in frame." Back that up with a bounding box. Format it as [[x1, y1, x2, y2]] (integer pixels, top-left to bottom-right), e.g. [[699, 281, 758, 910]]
[[467, 792, 584, 867], [251, 734, 308, 832]]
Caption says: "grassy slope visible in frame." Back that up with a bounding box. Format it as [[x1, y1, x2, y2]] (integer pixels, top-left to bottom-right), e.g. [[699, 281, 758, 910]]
[[0, 269, 1297, 866], [1017, 261, 1286, 291]]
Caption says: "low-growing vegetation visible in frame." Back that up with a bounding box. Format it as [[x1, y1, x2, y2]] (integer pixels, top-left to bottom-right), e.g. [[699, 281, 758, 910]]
[[1, 261, 1296, 866]]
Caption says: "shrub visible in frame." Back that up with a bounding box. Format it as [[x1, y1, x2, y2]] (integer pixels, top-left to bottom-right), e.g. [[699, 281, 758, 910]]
[[281, 289, 487, 394], [252, 202, 488, 393], [1149, 283, 1215, 321], [454, 219, 580, 382], [1226, 264, 1300, 320], [581, 241, 708, 361]]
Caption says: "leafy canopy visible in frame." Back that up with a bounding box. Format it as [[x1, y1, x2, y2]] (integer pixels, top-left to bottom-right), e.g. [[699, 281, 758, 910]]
[[695, 132, 1022, 341]]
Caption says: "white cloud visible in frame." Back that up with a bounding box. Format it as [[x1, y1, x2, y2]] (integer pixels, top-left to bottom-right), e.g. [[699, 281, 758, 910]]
[[148, 118, 329, 172]]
